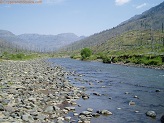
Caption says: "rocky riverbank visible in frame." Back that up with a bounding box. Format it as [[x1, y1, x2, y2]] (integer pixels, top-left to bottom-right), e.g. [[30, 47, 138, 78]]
[[0, 59, 83, 123]]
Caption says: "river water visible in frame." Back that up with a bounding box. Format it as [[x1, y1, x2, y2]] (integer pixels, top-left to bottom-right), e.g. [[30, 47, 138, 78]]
[[48, 58, 164, 123]]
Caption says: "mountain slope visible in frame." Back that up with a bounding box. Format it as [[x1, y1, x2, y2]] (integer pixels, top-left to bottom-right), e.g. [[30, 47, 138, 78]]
[[62, 1, 164, 52], [0, 30, 85, 52]]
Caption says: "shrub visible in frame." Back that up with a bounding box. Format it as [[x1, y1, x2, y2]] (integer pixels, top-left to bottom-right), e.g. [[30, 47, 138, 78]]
[[102, 55, 111, 63], [81, 48, 92, 60]]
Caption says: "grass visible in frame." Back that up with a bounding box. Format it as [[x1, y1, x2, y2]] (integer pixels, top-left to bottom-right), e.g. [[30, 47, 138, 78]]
[[0, 52, 41, 61]]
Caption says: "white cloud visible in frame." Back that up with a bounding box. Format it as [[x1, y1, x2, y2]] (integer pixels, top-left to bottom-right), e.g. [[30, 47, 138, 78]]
[[136, 3, 147, 9], [115, 0, 131, 6]]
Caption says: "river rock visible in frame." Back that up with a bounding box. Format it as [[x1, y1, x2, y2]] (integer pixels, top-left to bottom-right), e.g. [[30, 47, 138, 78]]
[[21, 114, 34, 122], [161, 115, 164, 123], [36, 113, 47, 121], [65, 116, 71, 121], [134, 95, 138, 98], [99, 110, 112, 115], [129, 101, 136, 105], [82, 94, 89, 99], [0, 104, 4, 111], [73, 113, 79, 116], [64, 106, 75, 111], [56, 117, 64, 123], [92, 113, 100, 117], [87, 108, 93, 112], [44, 106, 55, 113], [125, 92, 130, 94], [0, 59, 84, 122], [93, 92, 101, 96], [156, 89, 161, 92], [146, 111, 156, 118], [80, 111, 92, 116]]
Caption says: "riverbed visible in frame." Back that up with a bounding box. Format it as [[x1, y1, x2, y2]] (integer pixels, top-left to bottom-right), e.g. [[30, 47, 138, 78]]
[[48, 58, 164, 123]]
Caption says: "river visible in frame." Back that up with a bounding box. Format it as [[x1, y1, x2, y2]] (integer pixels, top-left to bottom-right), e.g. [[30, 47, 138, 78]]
[[48, 58, 164, 123]]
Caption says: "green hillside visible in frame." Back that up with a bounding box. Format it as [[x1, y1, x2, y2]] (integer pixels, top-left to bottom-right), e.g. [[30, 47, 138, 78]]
[[61, 1, 164, 53], [92, 30, 164, 55]]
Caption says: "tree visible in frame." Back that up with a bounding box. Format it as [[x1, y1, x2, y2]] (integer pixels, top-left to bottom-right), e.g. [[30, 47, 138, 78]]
[[81, 48, 92, 60], [162, 23, 163, 33]]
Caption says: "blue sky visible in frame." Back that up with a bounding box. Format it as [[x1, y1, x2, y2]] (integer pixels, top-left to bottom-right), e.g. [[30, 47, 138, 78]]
[[0, 0, 163, 36]]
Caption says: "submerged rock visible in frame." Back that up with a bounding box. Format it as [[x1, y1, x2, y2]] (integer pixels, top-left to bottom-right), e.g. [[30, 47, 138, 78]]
[[129, 101, 136, 105], [146, 111, 156, 118], [161, 115, 164, 123], [97, 110, 112, 115], [93, 92, 101, 96], [156, 89, 161, 92], [82, 94, 89, 100], [80, 111, 92, 116]]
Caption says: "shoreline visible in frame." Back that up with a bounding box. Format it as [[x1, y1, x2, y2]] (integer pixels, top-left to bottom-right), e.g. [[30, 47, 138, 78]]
[[112, 62, 164, 70], [0, 59, 83, 123], [76, 58, 164, 70]]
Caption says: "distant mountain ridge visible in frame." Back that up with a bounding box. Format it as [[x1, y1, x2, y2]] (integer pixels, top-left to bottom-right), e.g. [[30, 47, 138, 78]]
[[0, 30, 85, 52], [62, 1, 164, 52]]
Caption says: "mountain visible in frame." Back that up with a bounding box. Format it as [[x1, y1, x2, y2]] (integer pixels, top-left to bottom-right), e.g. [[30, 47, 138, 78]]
[[17, 33, 84, 51], [0, 30, 15, 37], [0, 30, 25, 54], [62, 1, 164, 52], [0, 30, 85, 52]]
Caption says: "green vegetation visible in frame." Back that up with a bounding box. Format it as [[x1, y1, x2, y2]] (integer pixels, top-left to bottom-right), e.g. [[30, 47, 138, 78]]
[[70, 30, 164, 67], [0, 52, 40, 61], [80, 48, 92, 60], [100, 55, 163, 66]]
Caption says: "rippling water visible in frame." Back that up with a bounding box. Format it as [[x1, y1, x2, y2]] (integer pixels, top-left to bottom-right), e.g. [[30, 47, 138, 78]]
[[48, 58, 164, 123]]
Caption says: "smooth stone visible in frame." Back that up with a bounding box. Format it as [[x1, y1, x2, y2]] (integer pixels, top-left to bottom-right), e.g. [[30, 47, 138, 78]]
[[65, 116, 71, 121], [125, 92, 130, 94], [71, 102, 77, 105], [28, 97, 36, 103], [36, 113, 47, 120], [21, 114, 34, 122], [80, 111, 92, 116], [53, 106, 60, 111], [62, 109, 68, 114], [92, 113, 100, 117], [0, 112, 5, 118], [129, 101, 136, 105], [44, 106, 54, 113], [82, 95, 89, 99], [93, 92, 101, 96], [134, 95, 138, 98], [64, 107, 75, 111], [56, 117, 64, 123], [156, 89, 161, 92], [73, 113, 79, 116], [100, 110, 112, 115], [87, 108, 93, 112], [146, 111, 156, 118]]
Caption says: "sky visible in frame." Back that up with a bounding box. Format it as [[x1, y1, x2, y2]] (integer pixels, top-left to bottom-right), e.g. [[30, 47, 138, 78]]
[[0, 0, 163, 36]]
